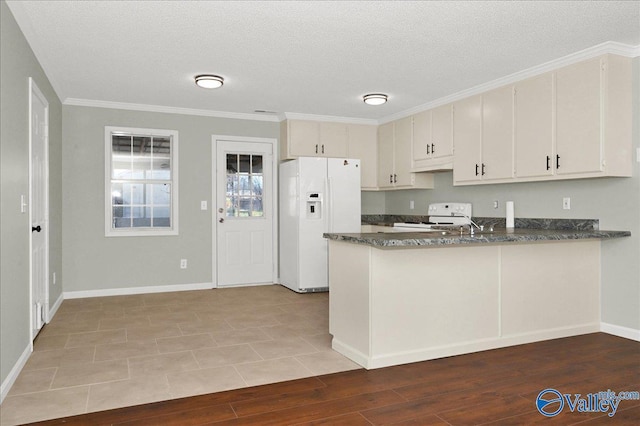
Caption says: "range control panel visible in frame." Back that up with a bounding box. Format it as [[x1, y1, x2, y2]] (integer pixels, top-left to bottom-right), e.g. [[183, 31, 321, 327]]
[[428, 203, 473, 225]]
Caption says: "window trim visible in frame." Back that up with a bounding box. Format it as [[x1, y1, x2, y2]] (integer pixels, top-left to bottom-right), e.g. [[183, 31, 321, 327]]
[[104, 126, 179, 237]]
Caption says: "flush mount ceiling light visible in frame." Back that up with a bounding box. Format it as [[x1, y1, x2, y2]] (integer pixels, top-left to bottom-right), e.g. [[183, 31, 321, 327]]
[[195, 74, 224, 89], [363, 93, 388, 106]]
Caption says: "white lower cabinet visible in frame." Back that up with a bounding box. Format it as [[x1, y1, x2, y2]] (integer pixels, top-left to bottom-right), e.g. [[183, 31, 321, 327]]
[[329, 240, 600, 369]]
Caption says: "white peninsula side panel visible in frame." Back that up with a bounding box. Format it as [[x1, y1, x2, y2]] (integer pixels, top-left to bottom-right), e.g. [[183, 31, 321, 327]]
[[328, 240, 601, 369]]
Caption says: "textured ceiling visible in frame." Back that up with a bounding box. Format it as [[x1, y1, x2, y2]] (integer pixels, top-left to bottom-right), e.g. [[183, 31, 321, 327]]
[[6, 0, 640, 122]]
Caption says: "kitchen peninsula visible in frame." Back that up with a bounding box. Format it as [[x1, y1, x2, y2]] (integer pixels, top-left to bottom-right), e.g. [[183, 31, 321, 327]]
[[324, 221, 630, 369]]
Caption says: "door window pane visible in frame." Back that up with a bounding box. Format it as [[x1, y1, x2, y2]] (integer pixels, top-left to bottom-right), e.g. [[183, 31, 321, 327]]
[[225, 153, 265, 218], [239, 155, 251, 173]]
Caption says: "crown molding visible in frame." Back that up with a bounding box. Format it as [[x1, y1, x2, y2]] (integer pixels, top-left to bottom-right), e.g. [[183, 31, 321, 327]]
[[379, 41, 640, 124], [281, 112, 378, 125], [62, 41, 638, 127], [63, 98, 281, 122]]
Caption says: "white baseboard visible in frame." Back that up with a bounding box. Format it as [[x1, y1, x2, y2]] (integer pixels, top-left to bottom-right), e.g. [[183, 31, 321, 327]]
[[48, 292, 64, 322], [333, 323, 600, 370], [63, 282, 213, 299], [0, 344, 31, 404], [601, 322, 640, 342]]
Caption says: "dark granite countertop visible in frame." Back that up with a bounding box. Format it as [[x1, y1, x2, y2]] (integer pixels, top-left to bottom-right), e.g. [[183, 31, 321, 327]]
[[325, 220, 630, 249]]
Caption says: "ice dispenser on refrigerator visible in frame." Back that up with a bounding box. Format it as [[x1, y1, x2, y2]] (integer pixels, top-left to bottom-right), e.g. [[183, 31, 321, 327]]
[[306, 193, 322, 219]]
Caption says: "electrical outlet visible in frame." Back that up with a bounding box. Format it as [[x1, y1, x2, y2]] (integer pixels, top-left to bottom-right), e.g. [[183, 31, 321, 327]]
[[201, 200, 207, 210], [180, 259, 187, 269], [493, 200, 499, 209], [409, 200, 415, 210], [563, 197, 571, 210]]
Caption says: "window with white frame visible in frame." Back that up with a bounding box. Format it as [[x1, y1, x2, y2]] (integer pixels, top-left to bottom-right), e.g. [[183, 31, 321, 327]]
[[105, 127, 178, 236]]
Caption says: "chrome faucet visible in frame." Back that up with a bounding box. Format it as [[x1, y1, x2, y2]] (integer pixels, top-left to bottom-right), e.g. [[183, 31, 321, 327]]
[[453, 213, 483, 235]]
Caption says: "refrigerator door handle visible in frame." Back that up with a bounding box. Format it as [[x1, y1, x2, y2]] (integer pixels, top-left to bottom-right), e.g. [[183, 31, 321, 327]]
[[327, 176, 333, 233]]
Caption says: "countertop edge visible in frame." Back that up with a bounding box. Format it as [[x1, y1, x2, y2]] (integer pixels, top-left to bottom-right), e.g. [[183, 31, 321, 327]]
[[323, 230, 631, 249]]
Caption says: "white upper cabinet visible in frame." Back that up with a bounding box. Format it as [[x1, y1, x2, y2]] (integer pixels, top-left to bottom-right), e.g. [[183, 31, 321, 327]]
[[377, 122, 396, 189], [482, 85, 514, 181], [377, 118, 434, 190], [347, 124, 378, 190], [555, 57, 603, 175], [280, 120, 347, 160], [320, 122, 349, 157], [514, 73, 554, 178], [412, 104, 454, 171], [453, 89, 513, 185], [452, 96, 482, 184], [280, 55, 631, 189], [393, 116, 414, 187], [514, 54, 632, 181]]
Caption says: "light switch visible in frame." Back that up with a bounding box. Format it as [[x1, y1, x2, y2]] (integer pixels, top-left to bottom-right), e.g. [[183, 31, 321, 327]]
[[200, 201, 207, 210]]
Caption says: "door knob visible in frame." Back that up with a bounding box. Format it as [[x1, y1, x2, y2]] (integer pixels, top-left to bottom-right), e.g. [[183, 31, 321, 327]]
[[219, 218, 224, 223], [32, 225, 42, 232]]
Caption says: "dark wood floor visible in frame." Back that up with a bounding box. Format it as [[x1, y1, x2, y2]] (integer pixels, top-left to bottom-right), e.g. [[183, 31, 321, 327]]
[[29, 333, 639, 425]]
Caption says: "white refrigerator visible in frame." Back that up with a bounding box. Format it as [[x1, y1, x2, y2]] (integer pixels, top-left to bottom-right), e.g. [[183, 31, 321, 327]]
[[279, 157, 361, 293]]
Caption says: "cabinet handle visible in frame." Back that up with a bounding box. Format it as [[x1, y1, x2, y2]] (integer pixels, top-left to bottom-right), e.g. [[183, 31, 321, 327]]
[[321, 144, 325, 154], [481, 163, 486, 176], [546, 156, 551, 171], [556, 154, 560, 169], [475, 164, 479, 176], [431, 143, 435, 154], [394, 174, 397, 183], [390, 174, 393, 184], [315, 144, 318, 154], [426, 144, 430, 154]]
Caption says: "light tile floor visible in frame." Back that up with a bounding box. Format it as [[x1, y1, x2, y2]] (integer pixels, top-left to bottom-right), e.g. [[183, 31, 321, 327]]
[[0, 285, 361, 425]]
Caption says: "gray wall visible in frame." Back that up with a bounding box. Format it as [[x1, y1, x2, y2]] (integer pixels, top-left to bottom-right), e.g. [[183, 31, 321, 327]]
[[62, 106, 278, 292], [1, 0, 63, 388]]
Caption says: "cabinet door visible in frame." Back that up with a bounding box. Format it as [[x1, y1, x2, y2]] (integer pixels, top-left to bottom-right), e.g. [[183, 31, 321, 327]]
[[482, 86, 514, 180], [514, 74, 553, 178], [431, 104, 453, 159], [556, 58, 602, 175], [393, 116, 413, 187], [348, 124, 378, 190], [412, 110, 431, 161], [289, 120, 321, 157], [453, 96, 482, 183], [377, 122, 395, 188], [319, 122, 348, 157]]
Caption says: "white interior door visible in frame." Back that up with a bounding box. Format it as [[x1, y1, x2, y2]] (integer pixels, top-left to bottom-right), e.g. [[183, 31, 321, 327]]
[[29, 78, 49, 340], [215, 139, 274, 287]]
